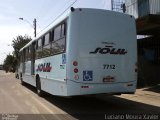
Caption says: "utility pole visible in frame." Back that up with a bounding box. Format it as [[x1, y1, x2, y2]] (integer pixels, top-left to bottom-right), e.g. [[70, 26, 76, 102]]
[[19, 18, 37, 38], [33, 19, 37, 38]]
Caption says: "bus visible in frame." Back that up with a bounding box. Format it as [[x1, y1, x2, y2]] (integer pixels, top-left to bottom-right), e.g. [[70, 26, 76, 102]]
[[19, 8, 137, 96]]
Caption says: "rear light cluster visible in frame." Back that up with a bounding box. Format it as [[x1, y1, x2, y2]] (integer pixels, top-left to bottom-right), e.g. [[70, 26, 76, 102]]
[[74, 68, 79, 73], [73, 61, 78, 66], [73, 61, 79, 80]]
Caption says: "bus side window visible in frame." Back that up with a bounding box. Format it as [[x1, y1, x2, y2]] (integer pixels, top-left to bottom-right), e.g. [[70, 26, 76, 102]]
[[54, 25, 61, 41], [25, 47, 28, 62], [38, 39, 42, 47], [45, 33, 50, 45], [42, 36, 45, 46], [36, 40, 38, 49], [61, 23, 66, 37], [42, 33, 51, 57], [51, 30, 54, 42], [28, 46, 31, 61], [36, 39, 42, 59], [51, 23, 66, 55], [51, 38, 65, 55], [23, 49, 25, 62]]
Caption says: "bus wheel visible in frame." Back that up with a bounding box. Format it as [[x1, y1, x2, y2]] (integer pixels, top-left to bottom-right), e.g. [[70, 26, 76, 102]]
[[36, 77, 43, 96]]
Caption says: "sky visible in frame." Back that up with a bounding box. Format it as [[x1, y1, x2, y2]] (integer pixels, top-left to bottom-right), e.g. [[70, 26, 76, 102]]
[[0, 0, 111, 64]]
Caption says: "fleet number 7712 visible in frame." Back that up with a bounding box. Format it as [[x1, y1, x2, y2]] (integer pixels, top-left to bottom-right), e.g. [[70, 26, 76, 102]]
[[103, 64, 116, 69]]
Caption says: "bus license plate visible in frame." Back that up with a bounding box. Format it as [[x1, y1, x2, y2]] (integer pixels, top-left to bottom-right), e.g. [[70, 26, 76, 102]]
[[103, 76, 115, 83]]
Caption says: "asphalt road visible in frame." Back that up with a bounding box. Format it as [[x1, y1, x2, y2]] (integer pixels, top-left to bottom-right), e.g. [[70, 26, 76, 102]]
[[0, 70, 159, 120]]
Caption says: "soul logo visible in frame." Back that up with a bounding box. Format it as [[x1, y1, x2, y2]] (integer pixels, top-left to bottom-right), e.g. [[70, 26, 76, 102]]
[[90, 45, 127, 55], [36, 63, 52, 72]]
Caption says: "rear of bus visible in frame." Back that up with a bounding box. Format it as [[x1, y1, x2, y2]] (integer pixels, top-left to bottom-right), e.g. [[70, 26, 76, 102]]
[[66, 8, 137, 96]]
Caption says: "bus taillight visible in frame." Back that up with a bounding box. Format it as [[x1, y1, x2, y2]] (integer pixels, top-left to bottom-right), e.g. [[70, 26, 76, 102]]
[[73, 61, 79, 80], [73, 61, 78, 66], [74, 68, 79, 73]]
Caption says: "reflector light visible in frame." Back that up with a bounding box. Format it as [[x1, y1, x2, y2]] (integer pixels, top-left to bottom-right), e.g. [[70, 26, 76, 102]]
[[73, 61, 78, 66], [74, 68, 78, 73], [74, 75, 79, 80]]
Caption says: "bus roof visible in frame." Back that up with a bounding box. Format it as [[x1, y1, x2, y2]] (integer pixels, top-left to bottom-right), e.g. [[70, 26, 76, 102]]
[[19, 8, 132, 52]]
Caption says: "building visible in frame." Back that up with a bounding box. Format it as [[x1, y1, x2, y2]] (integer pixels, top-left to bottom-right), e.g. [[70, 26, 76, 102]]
[[111, 0, 160, 86], [125, 0, 160, 35], [111, 0, 125, 13], [125, 0, 160, 18], [112, 0, 160, 86]]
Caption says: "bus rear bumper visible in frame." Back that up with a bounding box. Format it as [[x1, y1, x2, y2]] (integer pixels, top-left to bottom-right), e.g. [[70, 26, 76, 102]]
[[67, 80, 137, 96]]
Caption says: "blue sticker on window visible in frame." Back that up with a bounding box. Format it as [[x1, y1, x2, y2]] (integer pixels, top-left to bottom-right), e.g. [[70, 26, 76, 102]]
[[83, 71, 93, 81], [62, 54, 66, 64]]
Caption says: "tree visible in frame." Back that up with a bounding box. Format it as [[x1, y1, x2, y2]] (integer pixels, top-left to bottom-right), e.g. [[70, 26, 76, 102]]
[[3, 35, 32, 72], [12, 35, 32, 59], [3, 54, 17, 72]]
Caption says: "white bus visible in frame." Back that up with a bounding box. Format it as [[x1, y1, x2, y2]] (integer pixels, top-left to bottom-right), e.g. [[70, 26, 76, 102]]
[[19, 8, 137, 96]]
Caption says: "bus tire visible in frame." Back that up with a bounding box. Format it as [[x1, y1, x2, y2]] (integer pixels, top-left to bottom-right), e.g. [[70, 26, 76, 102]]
[[36, 76, 43, 97]]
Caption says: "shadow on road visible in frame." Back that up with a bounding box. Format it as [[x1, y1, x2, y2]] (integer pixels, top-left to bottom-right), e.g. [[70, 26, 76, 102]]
[[143, 84, 160, 93], [23, 83, 160, 120]]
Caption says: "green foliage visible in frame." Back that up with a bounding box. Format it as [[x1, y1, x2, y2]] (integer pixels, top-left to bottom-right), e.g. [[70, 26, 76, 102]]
[[12, 35, 32, 58], [3, 55, 17, 72], [3, 35, 31, 72]]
